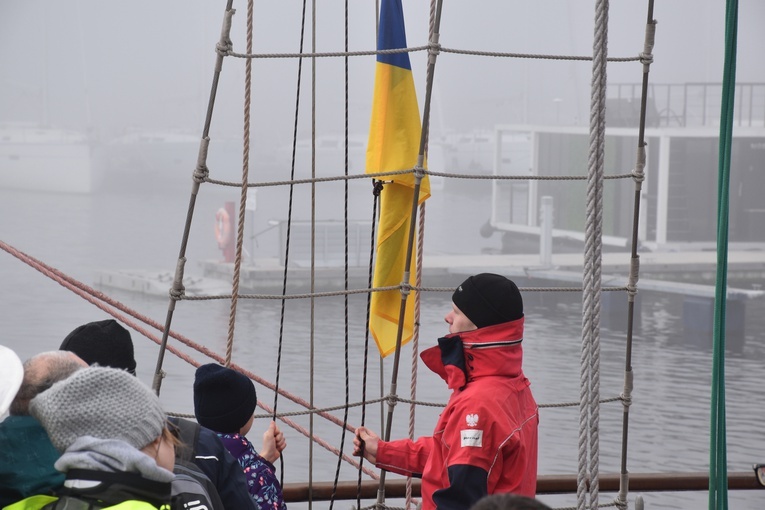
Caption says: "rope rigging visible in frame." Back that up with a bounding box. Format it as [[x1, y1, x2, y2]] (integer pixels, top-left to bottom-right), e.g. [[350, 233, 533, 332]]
[[206, 166, 638, 189], [328, 1, 353, 507], [176, 283, 631, 302], [222, 42, 644, 63], [1, 0, 685, 508], [616, 2, 656, 508], [576, 0, 609, 508]]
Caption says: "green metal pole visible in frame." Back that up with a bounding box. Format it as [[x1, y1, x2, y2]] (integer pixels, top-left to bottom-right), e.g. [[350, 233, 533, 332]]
[[709, 1, 738, 509]]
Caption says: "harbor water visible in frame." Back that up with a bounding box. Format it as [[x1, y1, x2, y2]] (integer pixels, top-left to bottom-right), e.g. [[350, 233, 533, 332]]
[[1, 183, 764, 510]]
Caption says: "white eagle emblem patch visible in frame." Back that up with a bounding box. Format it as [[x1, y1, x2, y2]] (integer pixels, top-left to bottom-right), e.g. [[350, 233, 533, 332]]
[[466, 413, 479, 427]]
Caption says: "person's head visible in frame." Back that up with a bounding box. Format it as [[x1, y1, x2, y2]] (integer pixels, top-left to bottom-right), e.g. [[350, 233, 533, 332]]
[[446, 273, 523, 334], [9, 350, 86, 416], [470, 493, 552, 510], [0, 345, 23, 419], [29, 366, 173, 470], [60, 319, 137, 375], [193, 363, 257, 436]]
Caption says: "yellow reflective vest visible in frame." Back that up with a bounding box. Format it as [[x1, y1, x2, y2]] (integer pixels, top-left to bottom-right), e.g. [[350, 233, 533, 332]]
[[3, 494, 170, 509]]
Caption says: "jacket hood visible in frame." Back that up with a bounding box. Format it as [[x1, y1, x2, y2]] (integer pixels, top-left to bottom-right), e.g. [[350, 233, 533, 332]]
[[420, 317, 524, 390]]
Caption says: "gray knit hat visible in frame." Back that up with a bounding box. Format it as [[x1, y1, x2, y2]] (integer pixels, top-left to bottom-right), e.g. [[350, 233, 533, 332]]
[[30, 366, 166, 453]]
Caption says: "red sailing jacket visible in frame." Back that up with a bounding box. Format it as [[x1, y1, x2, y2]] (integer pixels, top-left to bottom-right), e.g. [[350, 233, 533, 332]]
[[375, 318, 539, 510]]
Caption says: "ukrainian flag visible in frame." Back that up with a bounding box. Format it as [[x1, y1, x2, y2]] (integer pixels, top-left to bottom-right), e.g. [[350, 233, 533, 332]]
[[366, 0, 431, 358]]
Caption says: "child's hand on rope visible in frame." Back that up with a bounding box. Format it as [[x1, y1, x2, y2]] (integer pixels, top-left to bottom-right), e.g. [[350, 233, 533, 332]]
[[260, 421, 285, 463], [272, 422, 286, 454], [353, 426, 379, 465]]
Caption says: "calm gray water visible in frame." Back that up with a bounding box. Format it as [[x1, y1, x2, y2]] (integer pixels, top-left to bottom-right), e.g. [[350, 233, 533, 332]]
[[1, 183, 763, 510]]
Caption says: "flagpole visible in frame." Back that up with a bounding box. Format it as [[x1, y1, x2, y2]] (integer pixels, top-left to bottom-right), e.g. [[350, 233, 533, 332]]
[[377, 1, 444, 507]]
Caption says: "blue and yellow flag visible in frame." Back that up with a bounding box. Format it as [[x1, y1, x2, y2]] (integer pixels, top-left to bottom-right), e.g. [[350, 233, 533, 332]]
[[366, 0, 431, 358]]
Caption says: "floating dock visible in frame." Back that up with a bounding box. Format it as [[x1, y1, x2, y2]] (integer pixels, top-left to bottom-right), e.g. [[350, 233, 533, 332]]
[[94, 269, 233, 298], [195, 248, 765, 293], [95, 248, 765, 349], [95, 248, 765, 297]]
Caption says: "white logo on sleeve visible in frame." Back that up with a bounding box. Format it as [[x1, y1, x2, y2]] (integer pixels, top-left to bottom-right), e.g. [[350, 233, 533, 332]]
[[461, 429, 483, 447], [466, 413, 479, 427]]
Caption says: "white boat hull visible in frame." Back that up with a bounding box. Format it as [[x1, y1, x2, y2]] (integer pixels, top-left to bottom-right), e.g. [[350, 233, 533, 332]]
[[0, 127, 92, 194]]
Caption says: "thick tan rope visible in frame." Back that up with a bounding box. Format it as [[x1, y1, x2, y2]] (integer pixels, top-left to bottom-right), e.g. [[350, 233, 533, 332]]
[[405, 201, 427, 510], [224, 0, 255, 368]]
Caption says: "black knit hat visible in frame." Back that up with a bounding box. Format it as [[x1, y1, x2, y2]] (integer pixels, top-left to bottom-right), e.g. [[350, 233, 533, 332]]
[[452, 273, 523, 329], [194, 363, 257, 434], [60, 320, 137, 375]]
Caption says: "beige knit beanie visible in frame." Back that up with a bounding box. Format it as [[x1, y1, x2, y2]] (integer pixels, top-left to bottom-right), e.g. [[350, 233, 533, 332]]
[[30, 366, 166, 452]]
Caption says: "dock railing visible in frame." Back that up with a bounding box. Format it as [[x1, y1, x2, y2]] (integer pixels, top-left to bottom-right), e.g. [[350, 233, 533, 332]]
[[608, 82, 765, 128], [281, 471, 763, 502]]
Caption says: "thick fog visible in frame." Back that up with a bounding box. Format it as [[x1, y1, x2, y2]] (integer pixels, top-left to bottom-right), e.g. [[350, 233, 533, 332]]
[[2, 4, 765, 509], [1, 0, 764, 148]]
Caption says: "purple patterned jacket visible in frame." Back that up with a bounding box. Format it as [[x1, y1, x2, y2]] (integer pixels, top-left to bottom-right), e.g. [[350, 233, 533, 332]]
[[218, 433, 287, 510]]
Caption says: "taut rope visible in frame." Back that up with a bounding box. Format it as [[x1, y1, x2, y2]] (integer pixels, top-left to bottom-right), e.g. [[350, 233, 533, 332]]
[[577, 0, 609, 509], [376, 1, 444, 507], [222, 43, 643, 63], [205, 167, 636, 189], [616, 2, 656, 508], [223, 0, 255, 368], [329, 1, 353, 507], [150, 0, 236, 395]]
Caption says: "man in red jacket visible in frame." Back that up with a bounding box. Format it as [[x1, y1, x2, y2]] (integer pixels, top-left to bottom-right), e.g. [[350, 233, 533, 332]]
[[354, 273, 539, 510]]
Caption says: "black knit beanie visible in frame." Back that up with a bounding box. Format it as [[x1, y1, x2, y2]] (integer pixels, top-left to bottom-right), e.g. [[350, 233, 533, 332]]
[[451, 273, 523, 329], [194, 363, 257, 434], [60, 319, 137, 375]]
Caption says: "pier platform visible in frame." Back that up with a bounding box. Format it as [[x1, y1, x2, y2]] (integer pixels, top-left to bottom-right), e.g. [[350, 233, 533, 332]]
[[195, 248, 765, 294], [94, 269, 233, 297], [95, 248, 765, 298], [95, 248, 764, 349]]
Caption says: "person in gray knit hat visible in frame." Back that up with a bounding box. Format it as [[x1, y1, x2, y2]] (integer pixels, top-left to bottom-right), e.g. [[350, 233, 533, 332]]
[[52, 320, 255, 510], [31, 366, 166, 454], [0, 351, 86, 508], [10, 366, 215, 510], [354, 273, 538, 510]]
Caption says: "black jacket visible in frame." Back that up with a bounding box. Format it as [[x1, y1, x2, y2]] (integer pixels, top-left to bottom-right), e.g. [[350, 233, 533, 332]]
[[169, 417, 256, 510]]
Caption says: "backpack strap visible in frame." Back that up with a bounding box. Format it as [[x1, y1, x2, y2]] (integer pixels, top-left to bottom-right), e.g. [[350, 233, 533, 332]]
[[167, 417, 200, 465]]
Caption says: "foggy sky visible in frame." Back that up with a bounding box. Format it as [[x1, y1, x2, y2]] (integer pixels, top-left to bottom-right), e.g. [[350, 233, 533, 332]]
[[1, 0, 764, 151]]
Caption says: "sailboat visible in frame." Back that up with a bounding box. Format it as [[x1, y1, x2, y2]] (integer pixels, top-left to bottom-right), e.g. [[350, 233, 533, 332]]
[[0, 2, 95, 194], [0, 123, 92, 194]]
